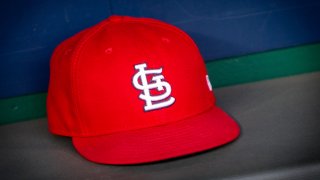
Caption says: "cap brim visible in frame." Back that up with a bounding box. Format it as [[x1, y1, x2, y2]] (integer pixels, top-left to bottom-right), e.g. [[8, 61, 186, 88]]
[[72, 106, 240, 165]]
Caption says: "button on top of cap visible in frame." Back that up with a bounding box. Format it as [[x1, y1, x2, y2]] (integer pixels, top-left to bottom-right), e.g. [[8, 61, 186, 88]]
[[108, 15, 125, 22]]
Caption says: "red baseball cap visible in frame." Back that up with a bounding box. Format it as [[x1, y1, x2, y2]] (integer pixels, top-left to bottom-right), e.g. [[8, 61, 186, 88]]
[[47, 15, 240, 164]]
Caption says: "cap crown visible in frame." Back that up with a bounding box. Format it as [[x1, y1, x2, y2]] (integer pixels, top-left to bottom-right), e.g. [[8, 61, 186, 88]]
[[47, 16, 215, 137]]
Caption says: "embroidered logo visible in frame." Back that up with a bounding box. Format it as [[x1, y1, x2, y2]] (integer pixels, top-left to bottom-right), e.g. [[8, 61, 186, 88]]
[[132, 63, 175, 111]]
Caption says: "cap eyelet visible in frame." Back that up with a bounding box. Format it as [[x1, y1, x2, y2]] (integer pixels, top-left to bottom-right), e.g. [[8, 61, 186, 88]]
[[161, 37, 170, 43], [104, 48, 113, 54]]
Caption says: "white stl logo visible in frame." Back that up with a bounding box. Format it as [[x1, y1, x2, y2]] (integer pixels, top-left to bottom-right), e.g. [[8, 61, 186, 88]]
[[132, 63, 175, 111]]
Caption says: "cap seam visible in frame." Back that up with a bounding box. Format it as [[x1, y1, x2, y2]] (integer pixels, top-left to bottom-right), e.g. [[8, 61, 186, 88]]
[[71, 19, 111, 135], [122, 18, 205, 66]]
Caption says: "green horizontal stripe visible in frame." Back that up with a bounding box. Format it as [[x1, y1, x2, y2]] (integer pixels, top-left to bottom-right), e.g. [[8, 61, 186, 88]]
[[0, 93, 47, 125], [207, 43, 320, 87], [1, 43, 320, 125]]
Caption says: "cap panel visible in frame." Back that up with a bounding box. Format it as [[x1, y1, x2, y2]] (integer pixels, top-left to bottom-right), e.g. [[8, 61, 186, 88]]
[[47, 20, 108, 136], [74, 18, 214, 136], [47, 28, 89, 135]]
